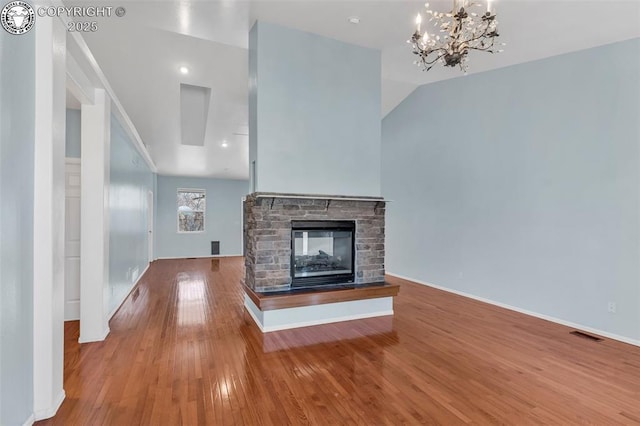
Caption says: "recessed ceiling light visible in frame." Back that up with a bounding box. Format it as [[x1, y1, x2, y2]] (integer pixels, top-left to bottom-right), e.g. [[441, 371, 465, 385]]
[[221, 141, 228, 148], [348, 16, 360, 24], [179, 66, 189, 75]]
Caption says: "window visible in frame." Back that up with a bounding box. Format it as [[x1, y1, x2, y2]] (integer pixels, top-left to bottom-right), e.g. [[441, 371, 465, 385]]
[[177, 189, 206, 232]]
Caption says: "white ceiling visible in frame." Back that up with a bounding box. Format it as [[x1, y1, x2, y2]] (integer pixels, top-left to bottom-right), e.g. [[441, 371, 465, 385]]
[[72, 0, 640, 179]]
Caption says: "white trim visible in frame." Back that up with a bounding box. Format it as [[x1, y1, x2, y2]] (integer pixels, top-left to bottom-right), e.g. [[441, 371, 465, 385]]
[[22, 414, 35, 426], [33, 389, 65, 421], [244, 298, 264, 330], [64, 300, 80, 322], [156, 254, 243, 260], [77, 327, 110, 344], [177, 187, 208, 192], [63, 17, 156, 173], [241, 196, 246, 257], [386, 272, 640, 348], [147, 190, 154, 263], [64, 159, 81, 322], [244, 294, 394, 333], [79, 88, 111, 345], [66, 53, 94, 106], [107, 263, 152, 320], [177, 188, 206, 233], [33, 15, 66, 418]]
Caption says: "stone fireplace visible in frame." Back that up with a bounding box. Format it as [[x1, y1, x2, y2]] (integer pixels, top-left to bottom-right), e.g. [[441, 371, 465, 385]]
[[244, 193, 385, 293]]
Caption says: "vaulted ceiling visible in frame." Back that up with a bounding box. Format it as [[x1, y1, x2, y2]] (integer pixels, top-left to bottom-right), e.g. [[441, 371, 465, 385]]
[[72, 0, 640, 179]]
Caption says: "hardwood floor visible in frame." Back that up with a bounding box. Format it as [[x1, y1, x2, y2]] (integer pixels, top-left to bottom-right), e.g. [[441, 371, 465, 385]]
[[37, 257, 640, 425]]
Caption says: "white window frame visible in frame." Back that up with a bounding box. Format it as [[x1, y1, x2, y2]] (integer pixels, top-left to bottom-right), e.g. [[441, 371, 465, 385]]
[[177, 188, 206, 233]]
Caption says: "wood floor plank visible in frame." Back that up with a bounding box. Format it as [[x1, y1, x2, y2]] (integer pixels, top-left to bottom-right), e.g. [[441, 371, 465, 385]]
[[36, 257, 640, 425]]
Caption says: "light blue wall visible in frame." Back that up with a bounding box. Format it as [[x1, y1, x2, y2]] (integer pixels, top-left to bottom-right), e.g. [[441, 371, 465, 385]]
[[65, 109, 81, 158], [382, 39, 640, 341], [152, 173, 158, 261], [109, 117, 154, 314], [248, 24, 257, 192], [156, 176, 248, 258], [249, 21, 382, 197], [0, 29, 35, 426]]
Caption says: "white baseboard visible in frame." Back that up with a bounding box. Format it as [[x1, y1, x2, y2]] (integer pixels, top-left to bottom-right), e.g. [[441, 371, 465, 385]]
[[386, 272, 640, 348], [244, 294, 394, 333], [64, 300, 80, 321], [33, 389, 65, 421], [244, 300, 264, 330], [156, 254, 242, 260], [78, 326, 110, 344], [22, 413, 35, 426], [108, 263, 152, 321]]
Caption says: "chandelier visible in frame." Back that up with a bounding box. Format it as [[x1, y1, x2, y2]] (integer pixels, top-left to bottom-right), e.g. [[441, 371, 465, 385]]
[[409, 0, 504, 72]]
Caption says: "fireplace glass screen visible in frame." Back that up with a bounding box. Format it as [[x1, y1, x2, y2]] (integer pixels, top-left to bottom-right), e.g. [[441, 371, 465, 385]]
[[291, 221, 355, 287]]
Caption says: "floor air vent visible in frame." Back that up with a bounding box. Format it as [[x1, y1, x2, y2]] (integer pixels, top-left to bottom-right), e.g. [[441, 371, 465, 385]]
[[570, 331, 604, 342]]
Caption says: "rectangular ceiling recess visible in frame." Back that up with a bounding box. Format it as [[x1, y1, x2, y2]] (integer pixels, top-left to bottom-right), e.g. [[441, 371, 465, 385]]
[[180, 83, 211, 146]]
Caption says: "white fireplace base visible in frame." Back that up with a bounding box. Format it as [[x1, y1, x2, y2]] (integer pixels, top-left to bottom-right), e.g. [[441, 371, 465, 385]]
[[244, 293, 393, 333]]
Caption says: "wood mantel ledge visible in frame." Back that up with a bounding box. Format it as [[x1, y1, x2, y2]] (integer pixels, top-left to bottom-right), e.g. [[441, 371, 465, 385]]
[[251, 192, 386, 203], [244, 282, 400, 311]]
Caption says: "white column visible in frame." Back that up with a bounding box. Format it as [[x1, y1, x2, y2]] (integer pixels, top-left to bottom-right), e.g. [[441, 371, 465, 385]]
[[80, 88, 111, 343], [33, 16, 67, 420]]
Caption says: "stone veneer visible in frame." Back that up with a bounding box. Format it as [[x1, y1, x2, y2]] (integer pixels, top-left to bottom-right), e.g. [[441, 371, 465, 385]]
[[244, 193, 385, 292]]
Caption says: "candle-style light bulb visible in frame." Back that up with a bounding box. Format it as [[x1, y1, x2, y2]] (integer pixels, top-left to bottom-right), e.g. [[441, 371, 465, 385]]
[[487, 0, 493, 13], [415, 13, 422, 32]]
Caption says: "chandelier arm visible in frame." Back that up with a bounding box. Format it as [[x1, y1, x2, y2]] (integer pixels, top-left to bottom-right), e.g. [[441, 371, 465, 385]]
[[416, 47, 450, 65], [467, 44, 496, 53], [465, 32, 497, 52], [424, 52, 449, 71], [461, 24, 494, 46], [448, 21, 492, 54]]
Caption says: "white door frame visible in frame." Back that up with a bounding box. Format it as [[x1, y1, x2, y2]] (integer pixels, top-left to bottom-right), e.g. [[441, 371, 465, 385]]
[[33, 16, 67, 420], [148, 190, 154, 262], [64, 158, 82, 321]]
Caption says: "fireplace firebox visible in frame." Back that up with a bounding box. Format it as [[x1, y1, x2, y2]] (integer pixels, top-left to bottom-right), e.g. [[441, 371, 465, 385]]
[[291, 221, 355, 288]]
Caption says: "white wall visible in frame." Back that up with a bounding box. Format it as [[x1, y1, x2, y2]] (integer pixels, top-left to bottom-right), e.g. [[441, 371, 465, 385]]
[[156, 176, 248, 258], [382, 39, 640, 343], [0, 26, 36, 426], [249, 21, 382, 197]]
